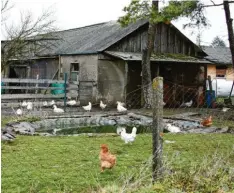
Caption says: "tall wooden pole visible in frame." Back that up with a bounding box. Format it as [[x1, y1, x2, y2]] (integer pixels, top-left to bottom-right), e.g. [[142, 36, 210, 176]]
[[223, 1, 234, 97], [152, 76, 163, 183]]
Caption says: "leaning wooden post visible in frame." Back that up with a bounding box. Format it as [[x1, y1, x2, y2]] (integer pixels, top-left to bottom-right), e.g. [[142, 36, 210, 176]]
[[35, 74, 39, 94], [64, 73, 68, 111], [152, 76, 163, 183]]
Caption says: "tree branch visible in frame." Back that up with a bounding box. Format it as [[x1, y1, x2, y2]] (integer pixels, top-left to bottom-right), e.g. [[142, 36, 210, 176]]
[[1, 6, 59, 71], [203, 1, 234, 8]]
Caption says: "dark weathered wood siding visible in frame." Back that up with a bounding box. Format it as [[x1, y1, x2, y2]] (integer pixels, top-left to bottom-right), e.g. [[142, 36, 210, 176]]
[[108, 23, 198, 56]]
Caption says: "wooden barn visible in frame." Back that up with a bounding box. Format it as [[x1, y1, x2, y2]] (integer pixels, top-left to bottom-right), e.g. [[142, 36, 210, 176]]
[[2, 20, 211, 106]]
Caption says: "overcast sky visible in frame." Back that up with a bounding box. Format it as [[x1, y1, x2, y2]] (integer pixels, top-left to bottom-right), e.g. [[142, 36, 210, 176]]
[[2, 0, 234, 46]]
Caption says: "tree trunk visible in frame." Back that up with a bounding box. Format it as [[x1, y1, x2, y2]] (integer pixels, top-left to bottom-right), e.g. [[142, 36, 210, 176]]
[[223, 1, 234, 97], [223, 1, 234, 67], [141, 0, 158, 108]]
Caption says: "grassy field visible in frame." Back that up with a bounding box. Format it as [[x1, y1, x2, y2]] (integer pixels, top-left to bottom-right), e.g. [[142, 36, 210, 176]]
[[2, 133, 234, 193]]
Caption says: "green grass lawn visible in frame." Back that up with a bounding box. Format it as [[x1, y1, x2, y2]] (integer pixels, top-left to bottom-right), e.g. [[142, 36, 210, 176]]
[[2, 134, 234, 193]]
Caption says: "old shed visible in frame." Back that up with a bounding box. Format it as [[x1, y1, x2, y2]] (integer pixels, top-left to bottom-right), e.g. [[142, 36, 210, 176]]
[[2, 20, 211, 106]]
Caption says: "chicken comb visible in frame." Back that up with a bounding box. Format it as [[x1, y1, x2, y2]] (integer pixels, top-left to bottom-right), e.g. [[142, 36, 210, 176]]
[[100, 144, 108, 148]]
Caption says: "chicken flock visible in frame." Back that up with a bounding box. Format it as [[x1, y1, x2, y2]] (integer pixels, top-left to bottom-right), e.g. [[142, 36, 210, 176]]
[[14, 99, 128, 116], [4, 96, 220, 174]]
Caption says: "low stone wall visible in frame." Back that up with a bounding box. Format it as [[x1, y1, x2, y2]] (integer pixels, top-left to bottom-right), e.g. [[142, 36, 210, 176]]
[[3, 112, 233, 136]]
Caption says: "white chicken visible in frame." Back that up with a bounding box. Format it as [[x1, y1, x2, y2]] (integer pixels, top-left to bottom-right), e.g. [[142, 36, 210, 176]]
[[53, 105, 64, 113], [117, 101, 127, 112], [100, 100, 107, 110], [185, 100, 193, 107], [117, 101, 126, 107], [49, 100, 55, 106], [16, 108, 23, 116], [42, 101, 48, 107], [27, 102, 33, 111], [116, 126, 125, 135], [120, 127, 137, 144], [83, 102, 92, 112], [53, 128, 62, 135], [165, 124, 181, 133], [222, 107, 230, 112], [21, 101, 28, 107], [67, 100, 77, 106], [180, 100, 193, 108]]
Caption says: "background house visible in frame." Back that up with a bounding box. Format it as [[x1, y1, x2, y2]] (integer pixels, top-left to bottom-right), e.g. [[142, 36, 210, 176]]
[[203, 46, 234, 80], [2, 20, 211, 106], [202, 46, 234, 97]]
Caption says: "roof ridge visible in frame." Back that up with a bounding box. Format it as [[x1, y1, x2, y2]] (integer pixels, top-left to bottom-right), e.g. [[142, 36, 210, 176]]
[[55, 21, 113, 33]]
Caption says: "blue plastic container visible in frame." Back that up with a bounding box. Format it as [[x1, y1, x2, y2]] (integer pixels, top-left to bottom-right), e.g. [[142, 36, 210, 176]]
[[51, 83, 65, 95], [205, 90, 215, 107]]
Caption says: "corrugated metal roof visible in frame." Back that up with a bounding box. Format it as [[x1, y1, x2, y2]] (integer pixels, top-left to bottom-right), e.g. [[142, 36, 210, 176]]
[[105, 51, 211, 64], [202, 46, 232, 65]]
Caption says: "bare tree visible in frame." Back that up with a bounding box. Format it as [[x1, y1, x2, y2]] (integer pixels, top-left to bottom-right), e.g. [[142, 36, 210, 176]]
[[1, 2, 58, 74], [1, 0, 13, 23], [1, 0, 12, 14]]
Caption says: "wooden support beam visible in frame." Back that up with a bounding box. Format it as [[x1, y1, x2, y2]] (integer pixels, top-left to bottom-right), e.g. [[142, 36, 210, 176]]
[[1, 86, 78, 90], [1, 93, 78, 99], [2, 78, 65, 84]]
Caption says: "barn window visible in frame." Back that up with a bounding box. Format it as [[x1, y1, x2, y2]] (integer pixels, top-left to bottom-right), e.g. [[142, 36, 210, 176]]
[[216, 66, 226, 78], [70, 63, 79, 81]]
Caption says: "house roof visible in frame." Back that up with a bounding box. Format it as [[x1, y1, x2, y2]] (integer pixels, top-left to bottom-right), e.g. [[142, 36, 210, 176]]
[[39, 20, 148, 56], [105, 51, 211, 64], [37, 19, 205, 56], [2, 20, 206, 58], [202, 46, 232, 65]]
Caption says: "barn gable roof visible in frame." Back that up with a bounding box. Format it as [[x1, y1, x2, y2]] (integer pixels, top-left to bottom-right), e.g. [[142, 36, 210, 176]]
[[39, 19, 206, 56], [2, 20, 206, 57], [38, 20, 148, 56]]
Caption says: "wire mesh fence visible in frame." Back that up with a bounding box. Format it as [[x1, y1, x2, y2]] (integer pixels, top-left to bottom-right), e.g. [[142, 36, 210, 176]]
[[124, 78, 234, 129]]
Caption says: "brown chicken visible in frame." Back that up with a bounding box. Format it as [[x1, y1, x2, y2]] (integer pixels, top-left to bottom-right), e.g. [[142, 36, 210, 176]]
[[99, 144, 116, 172], [201, 115, 212, 127]]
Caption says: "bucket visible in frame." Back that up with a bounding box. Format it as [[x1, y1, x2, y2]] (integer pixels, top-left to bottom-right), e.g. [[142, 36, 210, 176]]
[[1, 82, 4, 94], [51, 83, 65, 95], [205, 90, 215, 107]]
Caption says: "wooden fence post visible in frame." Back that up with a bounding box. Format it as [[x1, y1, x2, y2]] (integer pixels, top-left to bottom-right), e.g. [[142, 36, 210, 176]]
[[64, 73, 67, 111], [152, 76, 163, 183], [35, 74, 39, 94]]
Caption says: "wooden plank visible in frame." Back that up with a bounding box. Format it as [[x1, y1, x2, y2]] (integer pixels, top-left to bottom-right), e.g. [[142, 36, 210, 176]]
[[1, 86, 78, 90], [169, 27, 175, 53], [141, 31, 147, 51], [182, 41, 186, 54], [1, 93, 78, 99], [1, 101, 69, 108], [44, 69, 59, 94], [161, 24, 168, 53], [154, 24, 161, 52], [2, 78, 64, 84]]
